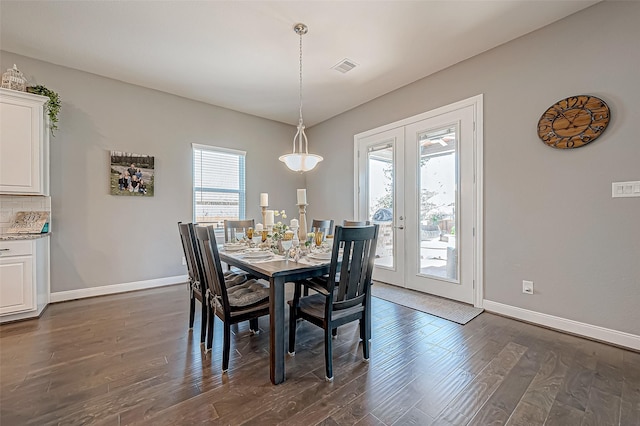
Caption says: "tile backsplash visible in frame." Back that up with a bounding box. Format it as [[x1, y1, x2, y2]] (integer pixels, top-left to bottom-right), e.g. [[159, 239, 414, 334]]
[[0, 195, 51, 234]]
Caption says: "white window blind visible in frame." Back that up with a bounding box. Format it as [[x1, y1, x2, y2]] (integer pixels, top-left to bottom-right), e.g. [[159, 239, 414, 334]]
[[193, 145, 246, 224]]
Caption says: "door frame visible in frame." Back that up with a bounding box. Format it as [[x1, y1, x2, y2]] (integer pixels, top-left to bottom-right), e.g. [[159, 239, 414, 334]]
[[354, 94, 484, 308]]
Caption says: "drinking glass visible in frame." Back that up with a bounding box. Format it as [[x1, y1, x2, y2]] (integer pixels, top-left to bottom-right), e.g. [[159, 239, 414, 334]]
[[246, 227, 254, 240], [325, 234, 334, 249], [262, 230, 268, 243], [282, 231, 294, 260], [235, 228, 245, 242], [281, 239, 293, 260], [315, 231, 324, 247]]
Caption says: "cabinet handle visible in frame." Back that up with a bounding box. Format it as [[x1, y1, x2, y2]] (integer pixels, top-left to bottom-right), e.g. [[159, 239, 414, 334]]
[[0, 248, 10, 251]]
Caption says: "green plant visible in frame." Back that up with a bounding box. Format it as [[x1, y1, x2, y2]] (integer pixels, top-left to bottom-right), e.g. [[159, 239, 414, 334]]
[[27, 85, 61, 135], [428, 212, 444, 224]]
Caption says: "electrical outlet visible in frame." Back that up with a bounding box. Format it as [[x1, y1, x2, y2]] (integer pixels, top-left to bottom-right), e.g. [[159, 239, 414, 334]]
[[182, 256, 186, 266], [522, 280, 534, 295]]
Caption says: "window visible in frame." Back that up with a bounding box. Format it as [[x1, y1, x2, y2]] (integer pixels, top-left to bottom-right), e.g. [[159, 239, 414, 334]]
[[192, 144, 246, 224]]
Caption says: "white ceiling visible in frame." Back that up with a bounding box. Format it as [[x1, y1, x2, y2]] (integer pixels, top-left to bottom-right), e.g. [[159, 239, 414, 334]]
[[1, 1, 598, 127]]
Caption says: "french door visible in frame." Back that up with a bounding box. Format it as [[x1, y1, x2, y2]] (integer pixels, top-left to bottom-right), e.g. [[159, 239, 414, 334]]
[[356, 128, 405, 286], [355, 96, 482, 305]]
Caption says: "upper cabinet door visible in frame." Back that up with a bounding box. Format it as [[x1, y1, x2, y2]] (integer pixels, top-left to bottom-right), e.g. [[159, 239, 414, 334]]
[[0, 89, 49, 195]]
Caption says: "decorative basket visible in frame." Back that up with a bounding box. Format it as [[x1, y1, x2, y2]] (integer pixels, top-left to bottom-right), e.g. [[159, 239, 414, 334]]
[[1, 64, 27, 91]]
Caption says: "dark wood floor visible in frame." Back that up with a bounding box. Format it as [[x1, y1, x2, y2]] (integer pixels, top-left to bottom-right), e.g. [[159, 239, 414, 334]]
[[1, 284, 638, 425]]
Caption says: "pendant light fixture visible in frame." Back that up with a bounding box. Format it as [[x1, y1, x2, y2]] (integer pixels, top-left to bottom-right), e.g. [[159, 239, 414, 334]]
[[279, 23, 323, 173]]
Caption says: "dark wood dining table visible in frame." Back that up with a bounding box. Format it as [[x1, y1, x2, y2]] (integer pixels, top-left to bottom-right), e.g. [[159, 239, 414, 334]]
[[218, 250, 330, 384]]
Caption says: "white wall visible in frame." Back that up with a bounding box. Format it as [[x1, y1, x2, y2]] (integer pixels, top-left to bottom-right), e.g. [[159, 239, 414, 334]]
[[306, 2, 640, 337], [0, 51, 303, 294]]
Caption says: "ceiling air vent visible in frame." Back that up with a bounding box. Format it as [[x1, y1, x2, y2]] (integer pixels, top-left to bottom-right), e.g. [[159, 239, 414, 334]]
[[332, 58, 358, 74]]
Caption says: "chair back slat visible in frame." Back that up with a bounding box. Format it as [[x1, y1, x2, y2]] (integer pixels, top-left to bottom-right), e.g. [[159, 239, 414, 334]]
[[178, 223, 195, 283], [343, 220, 371, 226], [178, 222, 203, 286], [346, 239, 366, 300], [335, 239, 352, 301], [223, 219, 255, 243], [327, 225, 379, 314], [195, 225, 230, 311]]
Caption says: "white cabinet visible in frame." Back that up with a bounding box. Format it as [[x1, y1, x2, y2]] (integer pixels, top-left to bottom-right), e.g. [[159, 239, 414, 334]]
[[0, 237, 50, 322], [0, 88, 50, 195]]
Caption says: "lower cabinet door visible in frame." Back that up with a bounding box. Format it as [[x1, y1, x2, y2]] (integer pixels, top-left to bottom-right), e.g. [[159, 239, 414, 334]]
[[0, 256, 35, 315]]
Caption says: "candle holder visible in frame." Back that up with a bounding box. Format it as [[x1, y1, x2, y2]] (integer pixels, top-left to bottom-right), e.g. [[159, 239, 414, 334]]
[[298, 204, 308, 242], [261, 206, 268, 227]]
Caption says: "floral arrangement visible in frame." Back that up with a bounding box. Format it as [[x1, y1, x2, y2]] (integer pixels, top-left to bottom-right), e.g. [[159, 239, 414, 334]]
[[267, 210, 289, 253], [269, 210, 288, 240]]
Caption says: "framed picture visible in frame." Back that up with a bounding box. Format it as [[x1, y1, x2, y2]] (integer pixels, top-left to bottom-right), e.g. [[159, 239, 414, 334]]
[[110, 151, 155, 196]]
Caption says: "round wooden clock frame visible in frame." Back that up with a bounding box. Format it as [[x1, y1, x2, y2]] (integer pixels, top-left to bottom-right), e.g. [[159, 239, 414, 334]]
[[537, 95, 610, 149]]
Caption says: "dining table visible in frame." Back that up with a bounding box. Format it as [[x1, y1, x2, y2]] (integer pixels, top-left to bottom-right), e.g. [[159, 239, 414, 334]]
[[219, 247, 331, 385]]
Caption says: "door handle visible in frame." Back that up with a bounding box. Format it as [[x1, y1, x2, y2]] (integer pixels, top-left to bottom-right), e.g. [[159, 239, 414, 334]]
[[394, 225, 404, 230]]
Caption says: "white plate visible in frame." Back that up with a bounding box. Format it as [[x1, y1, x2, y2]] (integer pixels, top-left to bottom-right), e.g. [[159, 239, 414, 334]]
[[243, 251, 273, 259], [308, 252, 332, 260], [223, 243, 245, 251]]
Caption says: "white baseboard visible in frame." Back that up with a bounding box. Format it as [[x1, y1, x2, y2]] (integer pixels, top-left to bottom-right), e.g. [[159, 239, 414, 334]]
[[483, 300, 640, 351], [50, 275, 188, 303]]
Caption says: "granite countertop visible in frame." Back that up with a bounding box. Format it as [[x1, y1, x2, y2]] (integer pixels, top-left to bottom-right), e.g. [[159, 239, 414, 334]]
[[0, 233, 51, 241]]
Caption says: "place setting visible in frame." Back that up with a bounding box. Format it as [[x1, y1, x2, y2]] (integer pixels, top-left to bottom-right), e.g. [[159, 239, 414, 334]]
[[222, 242, 246, 252], [242, 248, 278, 263]]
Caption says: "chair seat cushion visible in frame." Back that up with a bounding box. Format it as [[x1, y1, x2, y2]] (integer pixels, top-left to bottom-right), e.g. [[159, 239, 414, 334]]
[[224, 272, 248, 287], [291, 293, 364, 322], [228, 279, 269, 308]]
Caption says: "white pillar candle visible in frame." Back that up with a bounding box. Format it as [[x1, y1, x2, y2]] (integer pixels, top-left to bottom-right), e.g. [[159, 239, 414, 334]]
[[297, 189, 307, 205], [255, 223, 263, 232], [260, 193, 269, 207], [290, 218, 299, 228], [265, 210, 275, 226]]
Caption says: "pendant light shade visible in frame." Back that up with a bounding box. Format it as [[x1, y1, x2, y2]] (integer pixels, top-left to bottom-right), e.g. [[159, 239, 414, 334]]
[[280, 23, 323, 173], [279, 152, 323, 172]]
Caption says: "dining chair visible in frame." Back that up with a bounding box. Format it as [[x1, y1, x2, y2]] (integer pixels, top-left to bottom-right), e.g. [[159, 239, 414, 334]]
[[179, 222, 249, 344], [311, 219, 334, 238], [288, 224, 379, 382], [195, 225, 270, 373], [178, 222, 208, 344], [222, 219, 255, 272], [223, 219, 255, 242], [301, 219, 336, 296]]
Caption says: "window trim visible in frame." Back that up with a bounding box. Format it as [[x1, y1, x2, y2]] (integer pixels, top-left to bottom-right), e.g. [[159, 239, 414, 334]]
[[192, 143, 247, 223]]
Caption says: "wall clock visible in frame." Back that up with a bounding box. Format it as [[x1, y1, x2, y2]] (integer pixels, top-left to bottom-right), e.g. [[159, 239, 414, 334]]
[[537, 95, 610, 149]]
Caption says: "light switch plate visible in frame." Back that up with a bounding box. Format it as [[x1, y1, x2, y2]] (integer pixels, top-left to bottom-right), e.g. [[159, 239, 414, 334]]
[[612, 181, 640, 198]]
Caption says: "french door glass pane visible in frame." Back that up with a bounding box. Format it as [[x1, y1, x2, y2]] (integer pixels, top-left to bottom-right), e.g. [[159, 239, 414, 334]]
[[367, 144, 394, 269], [418, 126, 459, 281]]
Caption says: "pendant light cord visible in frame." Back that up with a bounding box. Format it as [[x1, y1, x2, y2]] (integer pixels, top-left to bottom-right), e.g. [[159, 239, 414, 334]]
[[280, 23, 322, 172], [296, 26, 309, 154], [299, 28, 304, 128]]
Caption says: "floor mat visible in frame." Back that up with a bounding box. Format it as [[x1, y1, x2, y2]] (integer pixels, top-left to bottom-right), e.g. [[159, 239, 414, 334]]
[[371, 281, 484, 324]]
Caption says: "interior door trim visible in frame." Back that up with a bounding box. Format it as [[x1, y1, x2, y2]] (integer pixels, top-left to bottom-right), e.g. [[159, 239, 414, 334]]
[[353, 94, 484, 308]]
